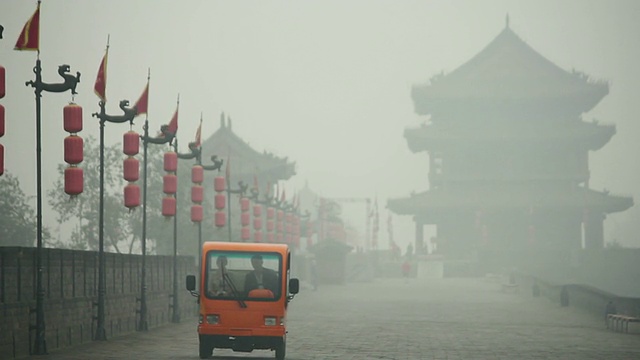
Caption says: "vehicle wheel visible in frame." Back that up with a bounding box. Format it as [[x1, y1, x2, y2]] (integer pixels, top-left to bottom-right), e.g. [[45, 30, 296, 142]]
[[199, 339, 213, 359], [275, 336, 286, 360]]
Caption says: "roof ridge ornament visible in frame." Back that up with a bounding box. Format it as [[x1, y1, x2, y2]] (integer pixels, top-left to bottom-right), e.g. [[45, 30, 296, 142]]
[[505, 13, 510, 28]]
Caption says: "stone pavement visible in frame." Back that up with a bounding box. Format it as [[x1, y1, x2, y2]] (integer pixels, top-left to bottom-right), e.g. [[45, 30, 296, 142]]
[[20, 277, 640, 360]]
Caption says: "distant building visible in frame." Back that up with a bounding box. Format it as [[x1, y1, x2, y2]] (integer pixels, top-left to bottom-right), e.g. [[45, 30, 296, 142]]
[[387, 21, 633, 271], [201, 114, 296, 242]]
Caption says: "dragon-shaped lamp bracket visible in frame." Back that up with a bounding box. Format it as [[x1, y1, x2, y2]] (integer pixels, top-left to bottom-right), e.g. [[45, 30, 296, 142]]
[[26, 62, 81, 97], [92, 100, 137, 126]]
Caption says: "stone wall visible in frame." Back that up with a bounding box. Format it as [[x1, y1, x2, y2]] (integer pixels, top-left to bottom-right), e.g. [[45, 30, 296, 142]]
[[0, 247, 198, 359]]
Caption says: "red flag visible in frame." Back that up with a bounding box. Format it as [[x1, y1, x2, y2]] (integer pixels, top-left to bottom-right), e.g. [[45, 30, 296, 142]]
[[15, 4, 40, 51], [194, 119, 202, 148], [167, 106, 178, 135], [134, 82, 149, 116], [94, 50, 108, 102]]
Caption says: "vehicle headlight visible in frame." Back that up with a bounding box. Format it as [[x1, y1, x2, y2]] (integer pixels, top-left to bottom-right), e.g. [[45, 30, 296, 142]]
[[264, 316, 277, 326], [206, 314, 220, 324]]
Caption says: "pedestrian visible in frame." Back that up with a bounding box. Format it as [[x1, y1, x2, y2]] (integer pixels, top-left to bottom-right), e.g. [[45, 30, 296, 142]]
[[401, 259, 411, 283]]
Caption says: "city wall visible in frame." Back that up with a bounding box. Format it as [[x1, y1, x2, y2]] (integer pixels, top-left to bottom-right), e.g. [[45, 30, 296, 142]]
[[0, 247, 198, 359]]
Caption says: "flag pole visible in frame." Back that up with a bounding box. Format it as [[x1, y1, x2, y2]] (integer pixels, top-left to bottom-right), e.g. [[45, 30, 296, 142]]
[[20, 0, 80, 353], [140, 68, 151, 332], [171, 94, 180, 323], [95, 34, 110, 342]]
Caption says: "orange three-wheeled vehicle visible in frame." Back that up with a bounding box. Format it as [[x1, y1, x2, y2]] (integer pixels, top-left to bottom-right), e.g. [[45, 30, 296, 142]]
[[186, 242, 299, 359]]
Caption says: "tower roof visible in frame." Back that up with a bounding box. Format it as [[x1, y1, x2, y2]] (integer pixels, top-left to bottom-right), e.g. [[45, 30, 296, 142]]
[[412, 25, 609, 116], [404, 120, 616, 153], [387, 187, 632, 216], [200, 114, 296, 184]]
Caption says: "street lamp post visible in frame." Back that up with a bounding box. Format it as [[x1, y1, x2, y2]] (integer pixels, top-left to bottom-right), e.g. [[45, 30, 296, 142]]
[[25, 59, 81, 354], [138, 119, 175, 331], [226, 180, 248, 242], [176, 144, 223, 293], [91, 99, 137, 339]]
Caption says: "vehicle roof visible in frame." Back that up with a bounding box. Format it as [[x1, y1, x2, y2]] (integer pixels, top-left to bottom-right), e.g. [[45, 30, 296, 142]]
[[202, 241, 289, 255]]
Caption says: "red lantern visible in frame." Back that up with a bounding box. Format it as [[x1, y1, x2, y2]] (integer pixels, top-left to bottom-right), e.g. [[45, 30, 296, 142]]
[[164, 152, 178, 172], [241, 212, 250, 226], [254, 231, 263, 242], [0, 144, 4, 176], [277, 222, 283, 233], [63, 103, 83, 133], [163, 174, 177, 194], [286, 224, 292, 234], [162, 197, 176, 216], [277, 210, 284, 221], [267, 233, 275, 243], [191, 165, 203, 184], [191, 185, 204, 203], [124, 184, 141, 208], [64, 135, 83, 165], [267, 220, 274, 232], [191, 205, 203, 222], [0, 104, 4, 137], [253, 205, 261, 217], [214, 176, 225, 192], [253, 218, 262, 230], [267, 207, 275, 219], [0, 65, 5, 99], [215, 211, 226, 227], [215, 194, 226, 210], [123, 131, 140, 156], [240, 197, 250, 212], [123, 157, 140, 182], [241, 227, 250, 241], [64, 166, 83, 195]]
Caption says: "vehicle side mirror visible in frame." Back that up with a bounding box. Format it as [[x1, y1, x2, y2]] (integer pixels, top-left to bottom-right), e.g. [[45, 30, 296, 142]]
[[289, 278, 299, 294], [186, 275, 196, 291]]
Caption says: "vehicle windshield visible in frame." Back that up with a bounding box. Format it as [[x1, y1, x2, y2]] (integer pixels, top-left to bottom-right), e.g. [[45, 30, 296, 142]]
[[205, 251, 282, 301]]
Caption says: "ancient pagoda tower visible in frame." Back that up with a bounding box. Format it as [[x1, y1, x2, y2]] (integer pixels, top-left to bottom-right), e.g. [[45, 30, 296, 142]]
[[387, 22, 633, 271]]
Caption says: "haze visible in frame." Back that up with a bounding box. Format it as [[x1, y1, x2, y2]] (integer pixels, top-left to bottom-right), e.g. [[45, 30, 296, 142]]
[[0, 0, 638, 249]]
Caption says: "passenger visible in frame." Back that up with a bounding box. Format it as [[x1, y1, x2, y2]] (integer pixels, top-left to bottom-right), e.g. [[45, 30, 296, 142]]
[[207, 256, 229, 297], [244, 254, 279, 296]]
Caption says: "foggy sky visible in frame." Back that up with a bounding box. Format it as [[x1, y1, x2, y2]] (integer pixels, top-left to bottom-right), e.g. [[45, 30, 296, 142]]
[[1, 0, 639, 248]]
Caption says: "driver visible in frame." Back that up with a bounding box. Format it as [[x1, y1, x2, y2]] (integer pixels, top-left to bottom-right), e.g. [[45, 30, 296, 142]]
[[244, 254, 278, 295], [207, 256, 229, 297]]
